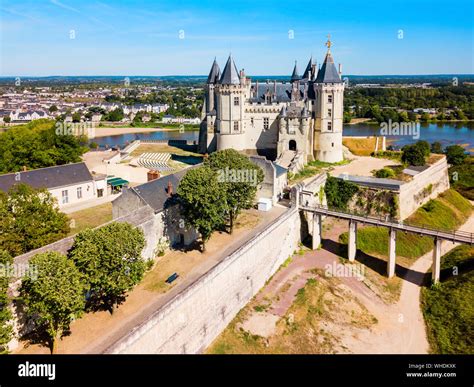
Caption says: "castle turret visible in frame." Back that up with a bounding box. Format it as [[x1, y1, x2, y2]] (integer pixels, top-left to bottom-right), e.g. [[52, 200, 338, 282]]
[[313, 35, 344, 163], [290, 61, 301, 101], [198, 59, 221, 153], [215, 55, 247, 151]]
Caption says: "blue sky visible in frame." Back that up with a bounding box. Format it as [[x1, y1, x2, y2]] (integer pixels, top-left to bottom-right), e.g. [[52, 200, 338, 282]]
[[1, 0, 473, 76]]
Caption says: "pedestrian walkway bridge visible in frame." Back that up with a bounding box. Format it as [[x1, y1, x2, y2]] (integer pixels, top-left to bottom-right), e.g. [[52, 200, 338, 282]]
[[299, 203, 473, 284]]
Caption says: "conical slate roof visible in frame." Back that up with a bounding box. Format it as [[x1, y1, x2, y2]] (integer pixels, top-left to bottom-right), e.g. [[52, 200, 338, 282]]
[[315, 51, 342, 83], [302, 57, 313, 80], [207, 58, 221, 84], [220, 55, 240, 85], [290, 61, 300, 82]]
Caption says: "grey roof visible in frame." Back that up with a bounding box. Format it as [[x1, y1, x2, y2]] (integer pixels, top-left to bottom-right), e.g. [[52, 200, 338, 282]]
[[315, 51, 342, 83], [302, 57, 313, 80], [250, 82, 304, 103], [131, 166, 198, 213], [207, 58, 221, 84], [336, 174, 403, 191], [403, 165, 430, 176], [290, 62, 300, 82], [220, 55, 240, 85], [0, 162, 93, 192]]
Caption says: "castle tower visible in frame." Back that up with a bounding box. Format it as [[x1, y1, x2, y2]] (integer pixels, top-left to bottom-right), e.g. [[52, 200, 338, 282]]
[[198, 59, 221, 153], [290, 61, 301, 102], [313, 36, 344, 163], [215, 55, 247, 151]]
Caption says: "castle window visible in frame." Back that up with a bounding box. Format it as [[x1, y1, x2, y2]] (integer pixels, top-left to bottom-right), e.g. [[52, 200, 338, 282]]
[[328, 95, 333, 103], [327, 122, 332, 131], [328, 108, 332, 117], [332, 143, 334, 147], [263, 117, 269, 130], [250, 117, 254, 126], [234, 121, 239, 131], [234, 97, 239, 106]]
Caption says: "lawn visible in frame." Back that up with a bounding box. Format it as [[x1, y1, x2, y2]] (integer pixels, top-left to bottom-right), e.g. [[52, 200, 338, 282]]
[[67, 202, 113, 236], [421, 245, 474, 354], [342, 137, 376, 156], [288, 159, 350, 184], [338, 189, 472, 261], [449, 156, 474, 200]]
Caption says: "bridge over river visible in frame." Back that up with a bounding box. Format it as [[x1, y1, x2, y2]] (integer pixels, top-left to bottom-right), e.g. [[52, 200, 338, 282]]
[[299, 203, 473, 283]]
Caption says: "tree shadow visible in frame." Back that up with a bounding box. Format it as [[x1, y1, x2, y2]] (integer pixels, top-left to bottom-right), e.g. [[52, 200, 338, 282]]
[[13, 299, 71, 353]]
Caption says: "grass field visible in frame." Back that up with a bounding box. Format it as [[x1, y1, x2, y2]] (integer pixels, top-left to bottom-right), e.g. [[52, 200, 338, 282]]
[[342, 137, 376, 156], [288, 159, 350, 183], [339, 189, 472, 261], [449, 156, 474, 200], [67, 202, 113, 236], [421, 245, 474, 354]]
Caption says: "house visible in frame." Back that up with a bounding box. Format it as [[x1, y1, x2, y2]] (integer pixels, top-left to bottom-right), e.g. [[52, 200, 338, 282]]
[[112, 168, 199, 248], [0, 162, 108, 208]]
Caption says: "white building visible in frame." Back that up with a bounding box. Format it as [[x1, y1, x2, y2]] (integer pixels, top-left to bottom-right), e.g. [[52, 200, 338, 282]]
[[0, 162, 107, 209]]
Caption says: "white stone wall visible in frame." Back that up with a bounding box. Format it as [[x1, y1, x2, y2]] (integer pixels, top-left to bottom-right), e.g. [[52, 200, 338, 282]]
[[49, 181, 96, 208], [107, 207, 300, 354], [399, 156, 450, 219]]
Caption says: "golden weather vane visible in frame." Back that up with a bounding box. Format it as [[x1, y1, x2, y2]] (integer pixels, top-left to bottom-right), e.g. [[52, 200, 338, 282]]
[[326, 34, 332, 50]]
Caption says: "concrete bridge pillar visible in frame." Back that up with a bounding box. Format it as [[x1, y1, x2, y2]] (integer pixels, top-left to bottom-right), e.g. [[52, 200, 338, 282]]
[[312, 213, 322, 250], [348, 219, 357, 262], [432, 237, 442, 284], [387, 228, 396, 278]]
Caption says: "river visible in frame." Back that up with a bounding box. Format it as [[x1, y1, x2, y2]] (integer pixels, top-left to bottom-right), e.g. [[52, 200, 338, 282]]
[[91, 122, 473, 153]]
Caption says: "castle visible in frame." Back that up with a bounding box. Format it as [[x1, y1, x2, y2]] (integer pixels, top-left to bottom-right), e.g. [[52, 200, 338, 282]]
[[198, 38, 345, 166]]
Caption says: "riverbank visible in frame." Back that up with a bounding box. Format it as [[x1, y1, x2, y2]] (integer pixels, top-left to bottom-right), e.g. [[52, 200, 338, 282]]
[[92, 126, 197, 138]]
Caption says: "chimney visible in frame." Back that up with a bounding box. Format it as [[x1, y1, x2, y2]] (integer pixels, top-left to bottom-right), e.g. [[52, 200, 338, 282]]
[[147, 170, 160, 182], [273, 80, 277, 96], [338, 63, 342, 77], [167, 181, 173, 197], [311, 63, 317, 79]]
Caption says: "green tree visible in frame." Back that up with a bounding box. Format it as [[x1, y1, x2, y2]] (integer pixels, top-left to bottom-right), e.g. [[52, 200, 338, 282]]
[[324, 176, 359, 210], [0, 184, 70, 257], [0, 119, 87, 173], [204, 149, 264, 233], [72, 112, 81, 123], [0, 250, 13, 354], [69, 222, 146, 312], [20, 252, 86, 354], [401, 144, 426, 166], [105, 108, 124, 122], [430, 141, 443, 154], [49, 105, 58, 113], [3, 116, 11, 124], [415, 140, 430, 157], [375, 168, 395, 178], [445, 145, 467, 166], [177, 166, 227, 251]]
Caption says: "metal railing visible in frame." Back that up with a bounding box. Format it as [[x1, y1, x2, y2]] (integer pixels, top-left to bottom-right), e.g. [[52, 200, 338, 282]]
[[300, 203, 473, 245]]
